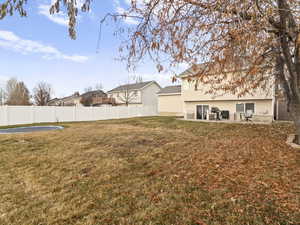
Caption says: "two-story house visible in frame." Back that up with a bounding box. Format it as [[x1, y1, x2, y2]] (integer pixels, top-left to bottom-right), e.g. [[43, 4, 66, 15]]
[[107, 81, 161, 107], [178, 64, 275, 122]]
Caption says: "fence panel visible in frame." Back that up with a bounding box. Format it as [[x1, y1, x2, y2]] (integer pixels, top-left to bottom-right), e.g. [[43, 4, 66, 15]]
[[0, 106, 6, 125], [34, 106, 56, 123], [54, 107, 74, 122], [0, 105, 157, 126], [7, 106, 33, 125]]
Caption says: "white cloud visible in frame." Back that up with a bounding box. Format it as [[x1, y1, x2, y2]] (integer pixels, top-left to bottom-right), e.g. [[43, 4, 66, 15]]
[[38, 4, 68, 26], [38, 0, 86, 26], [0, 30, 88, 63]]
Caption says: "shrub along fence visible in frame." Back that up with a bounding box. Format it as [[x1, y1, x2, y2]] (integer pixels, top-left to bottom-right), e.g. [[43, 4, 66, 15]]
[[0, 105, 158, 126]]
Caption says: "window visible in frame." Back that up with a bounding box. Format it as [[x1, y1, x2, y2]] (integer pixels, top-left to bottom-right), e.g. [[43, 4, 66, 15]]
[[245, 103, 255, 114], [236, 103, 245, 113], [236, 103, 255, 113], [134, 91, 138, 96]]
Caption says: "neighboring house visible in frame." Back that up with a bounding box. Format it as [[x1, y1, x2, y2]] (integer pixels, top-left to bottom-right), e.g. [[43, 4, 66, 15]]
[[48, 90, 115, 107], [48, 92, 81, 106], [80, 90, 115, 106], [107, 81, 161, 107], [158, 85, 183, 116], [176, 64, 276, 122], [47, 98, 60, 106]]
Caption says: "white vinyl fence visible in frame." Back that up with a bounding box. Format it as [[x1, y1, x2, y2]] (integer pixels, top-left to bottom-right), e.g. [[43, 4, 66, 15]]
[[0, 105, 158, 126]]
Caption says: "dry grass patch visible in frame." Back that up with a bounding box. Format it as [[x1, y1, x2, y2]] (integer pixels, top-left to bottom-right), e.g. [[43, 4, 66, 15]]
[[0, 117, 299, 225]]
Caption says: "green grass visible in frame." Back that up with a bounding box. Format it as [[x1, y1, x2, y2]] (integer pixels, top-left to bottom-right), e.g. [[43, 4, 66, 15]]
[[0, 117, 299, 225]]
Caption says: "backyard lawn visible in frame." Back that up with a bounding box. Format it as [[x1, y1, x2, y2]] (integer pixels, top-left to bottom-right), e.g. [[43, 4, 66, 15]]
[[0, 117, 299, 225]]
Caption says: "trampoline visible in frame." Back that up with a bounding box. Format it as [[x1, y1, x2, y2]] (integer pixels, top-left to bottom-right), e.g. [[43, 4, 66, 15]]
[[0, 126, 64, 134]]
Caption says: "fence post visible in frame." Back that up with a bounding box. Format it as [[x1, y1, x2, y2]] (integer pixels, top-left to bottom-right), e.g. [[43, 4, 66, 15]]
[[73, 106, 76, 121], [138, 106, 142, 117], [53, 107, 56, 123], [4, 105, 8, 126], [31, 105, 35, 124]]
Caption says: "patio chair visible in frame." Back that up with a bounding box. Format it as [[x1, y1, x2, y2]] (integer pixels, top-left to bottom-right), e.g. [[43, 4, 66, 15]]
[[244, 110, 253, 121]]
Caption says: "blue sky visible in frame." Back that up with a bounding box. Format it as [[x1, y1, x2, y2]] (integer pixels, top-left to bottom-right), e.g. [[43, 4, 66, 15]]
[[0, 0, 183, 97]]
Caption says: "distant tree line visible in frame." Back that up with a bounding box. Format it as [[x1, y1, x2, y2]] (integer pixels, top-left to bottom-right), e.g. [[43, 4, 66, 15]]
[[0, 78, 53, 106], [0, 78, 107, 106]]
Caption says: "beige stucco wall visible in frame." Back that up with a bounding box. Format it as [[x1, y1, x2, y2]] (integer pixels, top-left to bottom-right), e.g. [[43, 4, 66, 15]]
[[108, 83, 161, 106], [181, 75, 274, 102], [184, 99, 273, 122], [141, 83, 161, 107], [158, 94, 183, 116]]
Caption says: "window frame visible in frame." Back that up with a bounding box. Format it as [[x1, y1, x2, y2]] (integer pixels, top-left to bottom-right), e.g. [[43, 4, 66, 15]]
[[236, 102, 255, 114], [245, 103, 255, 114], [236, 103, 245, 113]]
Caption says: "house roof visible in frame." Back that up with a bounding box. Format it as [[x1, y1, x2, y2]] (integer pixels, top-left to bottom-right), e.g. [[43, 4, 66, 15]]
[[60, 92, 80, 101], [108, 81, 159, 93], [47, 98, 59, 103], [81, 90, 107, 98], [47, 92, 80, 104], [157, 85, 181, 95]]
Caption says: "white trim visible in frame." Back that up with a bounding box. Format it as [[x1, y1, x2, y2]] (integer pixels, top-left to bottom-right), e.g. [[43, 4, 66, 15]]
[[107, 81, 161, 94], [158, 93, 181, 96], [184, 98, 272, 102], [140, 81, 162, 91], [108, 89, 140, 94]]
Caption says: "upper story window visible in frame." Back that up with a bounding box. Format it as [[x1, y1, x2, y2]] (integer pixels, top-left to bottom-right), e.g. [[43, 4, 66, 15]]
[[134, 90, 138, 96]]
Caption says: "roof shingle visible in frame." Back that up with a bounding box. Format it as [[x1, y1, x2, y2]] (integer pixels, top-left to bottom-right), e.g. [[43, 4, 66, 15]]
[[108, 81, 156, 93], [157, 85, 181, 94]]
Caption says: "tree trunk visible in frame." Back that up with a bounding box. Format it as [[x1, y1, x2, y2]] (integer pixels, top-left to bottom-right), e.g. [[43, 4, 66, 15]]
[[291, 102, 300, 144]]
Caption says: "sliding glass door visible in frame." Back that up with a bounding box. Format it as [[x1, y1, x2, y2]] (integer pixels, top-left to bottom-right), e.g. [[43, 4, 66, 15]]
[[196, 105, 209, 120]]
